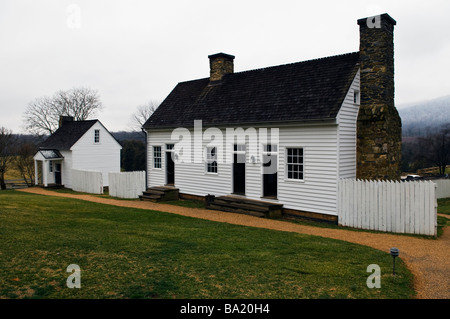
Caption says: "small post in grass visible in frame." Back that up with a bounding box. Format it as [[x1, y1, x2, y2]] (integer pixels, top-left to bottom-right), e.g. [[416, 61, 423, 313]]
[[390, 247, 399, 275]]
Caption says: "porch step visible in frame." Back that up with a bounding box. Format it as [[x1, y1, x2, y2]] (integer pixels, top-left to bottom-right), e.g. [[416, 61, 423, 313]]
[[206, 195, 283, 218], [139, 186, 179, 202], [39, 183, 64, 189]]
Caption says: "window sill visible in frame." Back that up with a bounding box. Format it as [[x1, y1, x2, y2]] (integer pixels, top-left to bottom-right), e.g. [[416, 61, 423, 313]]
[[284, 178, 305, 183], [261, 196, 278, 200]]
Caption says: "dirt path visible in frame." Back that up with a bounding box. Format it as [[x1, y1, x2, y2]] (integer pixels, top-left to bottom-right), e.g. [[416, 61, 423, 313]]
[[17, 187, 449, 299]]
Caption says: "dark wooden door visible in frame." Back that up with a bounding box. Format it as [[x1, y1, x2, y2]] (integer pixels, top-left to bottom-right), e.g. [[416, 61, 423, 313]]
[[263, 154, 277, 198], [233, 153, 245, 195], [166, 152, 175, 185], [55, 163, 62, 185]]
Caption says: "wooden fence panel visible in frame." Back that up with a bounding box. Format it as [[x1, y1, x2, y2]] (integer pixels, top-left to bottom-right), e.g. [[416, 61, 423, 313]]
[[338, 179, 437, 237], [108, 171, 146, 199], [72, 169, 103, 194], [434, 179, 450, 199]]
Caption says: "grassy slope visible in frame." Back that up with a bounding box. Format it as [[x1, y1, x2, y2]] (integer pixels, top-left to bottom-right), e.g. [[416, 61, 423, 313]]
[[438, 198, 450, 215], [0, 190, 414, 299]]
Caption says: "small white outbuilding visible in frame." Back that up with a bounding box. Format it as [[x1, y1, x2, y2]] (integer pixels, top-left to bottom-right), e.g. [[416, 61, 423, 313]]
[[33, 117, 122, 189]]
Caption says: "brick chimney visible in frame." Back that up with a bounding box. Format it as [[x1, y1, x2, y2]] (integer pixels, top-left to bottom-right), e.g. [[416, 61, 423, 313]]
[[59, 116, 74, 127], [356, 13, 402, 180], [208, 53, 235, 82]]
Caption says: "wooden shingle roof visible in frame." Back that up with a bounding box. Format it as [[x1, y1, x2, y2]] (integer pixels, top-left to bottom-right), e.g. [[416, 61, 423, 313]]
[[144, 52, 360, 129], [39, 120, 98, 150]]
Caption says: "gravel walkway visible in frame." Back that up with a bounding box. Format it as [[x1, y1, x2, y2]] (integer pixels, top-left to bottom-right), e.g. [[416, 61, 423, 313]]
[[17, 188, 450, 299]]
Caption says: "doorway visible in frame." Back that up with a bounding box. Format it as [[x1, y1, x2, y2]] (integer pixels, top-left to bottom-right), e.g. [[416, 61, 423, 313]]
[[233, 145, 245, 195], [262, 144, 278, 198], [166, 144, 175, 185], [54, 163, 62, 185], [263, 154, 277, 198]]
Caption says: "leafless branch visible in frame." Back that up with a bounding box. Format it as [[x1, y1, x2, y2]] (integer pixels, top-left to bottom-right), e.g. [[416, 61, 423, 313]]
[[130, 100, 160, 131], [15, 142, 37, 187], [23, 87, 103, 135]]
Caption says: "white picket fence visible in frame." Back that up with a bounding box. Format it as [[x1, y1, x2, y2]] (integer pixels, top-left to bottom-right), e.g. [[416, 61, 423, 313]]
[[108, 171, 146, 199], [338, 179, 437, 236], [72, 169, 104, 195], [434, 179, 450, 199]]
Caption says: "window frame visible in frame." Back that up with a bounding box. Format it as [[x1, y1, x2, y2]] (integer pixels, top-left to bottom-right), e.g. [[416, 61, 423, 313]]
[[205, 146, 218, 174], [152, 146, 162, 169], [285, 147, 304, 181], [94, 129, 100, 144], [353, 90, 360, 105]]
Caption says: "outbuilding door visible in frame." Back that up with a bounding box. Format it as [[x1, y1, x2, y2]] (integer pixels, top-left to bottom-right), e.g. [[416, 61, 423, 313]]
[[55, 163, 62, 185]]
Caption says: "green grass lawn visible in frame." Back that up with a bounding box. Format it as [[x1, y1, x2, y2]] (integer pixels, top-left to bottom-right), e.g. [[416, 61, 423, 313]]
[[438, 197, 450, 215], [0, 190, 415, 299]]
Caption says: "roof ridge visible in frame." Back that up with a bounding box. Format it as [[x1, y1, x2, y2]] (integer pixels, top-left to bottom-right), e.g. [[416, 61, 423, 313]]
[[176, 51, 359, 85], [64, 119, 98, 123], [234, 51, 359, 75]]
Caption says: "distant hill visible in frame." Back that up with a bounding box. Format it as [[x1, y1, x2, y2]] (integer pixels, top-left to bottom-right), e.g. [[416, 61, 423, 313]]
[[398, 95, 450, 137]]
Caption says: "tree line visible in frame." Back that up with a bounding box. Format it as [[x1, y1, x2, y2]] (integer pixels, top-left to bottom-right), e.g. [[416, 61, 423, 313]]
[[0, 128, 40, 189], [402, 124, 450, 176]]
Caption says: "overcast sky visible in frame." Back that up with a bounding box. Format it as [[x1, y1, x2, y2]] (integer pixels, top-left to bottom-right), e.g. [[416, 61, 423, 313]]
[[1, 0, 450, 134]]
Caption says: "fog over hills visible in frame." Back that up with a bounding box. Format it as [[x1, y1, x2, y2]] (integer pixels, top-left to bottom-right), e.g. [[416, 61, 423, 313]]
[[398, 95, 450, 137]]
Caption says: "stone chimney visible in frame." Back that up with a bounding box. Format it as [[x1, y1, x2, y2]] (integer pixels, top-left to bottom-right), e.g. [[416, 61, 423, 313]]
[[356, 13, 402, 180], [208, 53, 235, 82], [59, 116, 74, 127]]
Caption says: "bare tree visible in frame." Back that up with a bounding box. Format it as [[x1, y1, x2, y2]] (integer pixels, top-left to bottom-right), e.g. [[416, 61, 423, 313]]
[[0, 127, 15, 190], [417, 124, 450, 175], [54, 87, 102, 121], [15, 142, 37, 187], [23, 87, 103, 135], [130, 100, 160, 131]]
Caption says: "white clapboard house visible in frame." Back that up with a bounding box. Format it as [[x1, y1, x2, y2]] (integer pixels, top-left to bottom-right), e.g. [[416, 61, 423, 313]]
[[142, 14, 401, 221], [34, 117, 122, 189]]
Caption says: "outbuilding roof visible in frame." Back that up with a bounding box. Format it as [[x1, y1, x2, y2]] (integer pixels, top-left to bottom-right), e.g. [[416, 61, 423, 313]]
[[37, 149, 64, 159], [38, 120, 98, 150]]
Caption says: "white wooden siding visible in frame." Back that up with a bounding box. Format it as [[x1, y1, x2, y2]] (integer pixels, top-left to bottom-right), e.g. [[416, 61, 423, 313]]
[[60, 150, 72, 188], [147, 130, 232, 196], [147, 131, 169, 187], [70, 122, 122, 186], [147, 124, 340, 216], [337, 69, 360, 179], [275, 125, 338, 215]]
